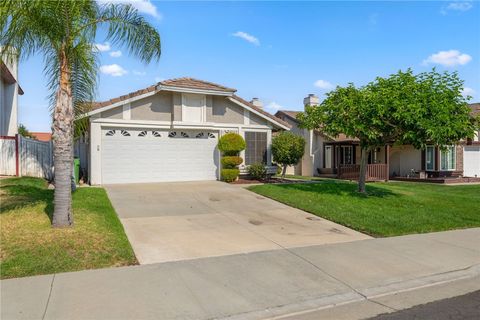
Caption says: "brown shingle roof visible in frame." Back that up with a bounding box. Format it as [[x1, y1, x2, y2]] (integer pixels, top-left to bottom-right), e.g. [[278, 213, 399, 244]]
[[275, 110, 301, 122], [92, 85, 156, 110], [91, 78, 236, 111], [31, 132, 52, 142], [89, 78, 289, 128], [230, 95, 291, 129], [160, 77, 236, 92], [469, 103, 480, 117]]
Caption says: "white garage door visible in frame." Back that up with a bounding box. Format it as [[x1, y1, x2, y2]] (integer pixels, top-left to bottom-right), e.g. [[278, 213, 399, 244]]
[[101, 128, 219, 184], [463, 146, 480, 178]]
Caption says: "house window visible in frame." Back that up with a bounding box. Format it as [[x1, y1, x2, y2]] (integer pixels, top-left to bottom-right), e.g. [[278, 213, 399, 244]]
[[425, 145, 435, 171], [440, 146, 456, 171], [341, 146, 353, 165], [182, 93, 205, 123], [324, 145, 332, 168], [245, 132, 267, 165]]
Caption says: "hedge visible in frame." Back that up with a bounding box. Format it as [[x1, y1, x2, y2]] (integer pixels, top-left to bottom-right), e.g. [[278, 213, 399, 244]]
[[218, 133, 246, 156], [221, 169, 240, 182], [221, 156, 243, 169]]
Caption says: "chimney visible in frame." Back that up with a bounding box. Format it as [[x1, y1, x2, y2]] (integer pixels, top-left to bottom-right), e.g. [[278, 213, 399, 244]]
[[303, 94, 319, 109], [250, 97, 263, 109]]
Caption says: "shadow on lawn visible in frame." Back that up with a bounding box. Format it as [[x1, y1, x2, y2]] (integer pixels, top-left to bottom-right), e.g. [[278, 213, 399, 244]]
[[0, 184, 54, 222], [271, 181, 397, 199]]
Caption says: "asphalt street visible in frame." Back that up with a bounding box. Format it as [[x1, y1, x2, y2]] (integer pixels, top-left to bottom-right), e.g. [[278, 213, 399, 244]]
[[370, 290, 480, 320]]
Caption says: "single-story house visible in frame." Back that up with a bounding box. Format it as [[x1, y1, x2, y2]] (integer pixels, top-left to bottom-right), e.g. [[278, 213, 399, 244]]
[[275, 96, 480, 181], [79, 78, 290, 184]]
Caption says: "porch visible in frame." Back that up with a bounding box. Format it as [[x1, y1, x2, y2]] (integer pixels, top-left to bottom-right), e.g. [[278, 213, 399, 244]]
[[316, 142, 470, 184], [318, 140, 390, 182]]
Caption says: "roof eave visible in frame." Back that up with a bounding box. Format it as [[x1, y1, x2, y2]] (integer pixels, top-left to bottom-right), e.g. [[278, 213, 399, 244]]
[[157, 84, 234, 96]]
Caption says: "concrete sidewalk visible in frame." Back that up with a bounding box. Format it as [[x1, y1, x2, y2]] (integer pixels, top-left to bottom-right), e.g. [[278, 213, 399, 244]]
[[1, 228, 480, 320]]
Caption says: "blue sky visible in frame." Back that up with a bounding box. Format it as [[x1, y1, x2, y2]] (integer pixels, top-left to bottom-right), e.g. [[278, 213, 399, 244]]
[[17, 0, 480, 131]]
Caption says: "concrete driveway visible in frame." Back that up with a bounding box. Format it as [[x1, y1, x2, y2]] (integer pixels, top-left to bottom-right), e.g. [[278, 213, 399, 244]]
[[105, 181, 370, 264]]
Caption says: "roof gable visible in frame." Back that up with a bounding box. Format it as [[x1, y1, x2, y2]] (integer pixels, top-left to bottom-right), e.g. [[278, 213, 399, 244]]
[[83, 78, 290, 129]]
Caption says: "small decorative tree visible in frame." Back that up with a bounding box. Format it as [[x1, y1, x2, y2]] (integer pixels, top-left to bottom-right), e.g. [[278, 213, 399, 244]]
[[272, 131, 305, 178], [218, 132, 246, 182]]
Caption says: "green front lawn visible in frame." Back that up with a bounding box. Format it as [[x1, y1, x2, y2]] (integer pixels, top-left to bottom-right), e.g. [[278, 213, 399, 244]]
[[249, 180, 480, 237], [0, 177, 136, 279]]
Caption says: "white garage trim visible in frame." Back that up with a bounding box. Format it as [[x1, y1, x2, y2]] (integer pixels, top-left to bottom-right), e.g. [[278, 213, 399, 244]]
[[91, 118, 271, 130]]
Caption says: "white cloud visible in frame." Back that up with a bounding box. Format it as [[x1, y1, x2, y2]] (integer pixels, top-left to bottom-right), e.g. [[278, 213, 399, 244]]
[[232, 31, 260, 46], [445, 1, 473, 12], [100, 64, 128, 77], [94, 42, 111, 52], [462, 87, 475, 97], [265, 102, 284, 113], [422, 50, 472, 67], [109, 50, 122, 57], [133, 70, 146, 76], [98, 0, 161, 18], [314, 79, 334, 90]]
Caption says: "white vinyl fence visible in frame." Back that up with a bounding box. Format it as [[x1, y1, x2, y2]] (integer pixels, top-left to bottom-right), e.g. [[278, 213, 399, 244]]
[[0, 135, 53, 179], [0, 137, 16, 175]]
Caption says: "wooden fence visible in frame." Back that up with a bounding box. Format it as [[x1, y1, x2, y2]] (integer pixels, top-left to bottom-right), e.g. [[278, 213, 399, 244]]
[[338, 164, 388, 181], [0, 135, 53, 179]]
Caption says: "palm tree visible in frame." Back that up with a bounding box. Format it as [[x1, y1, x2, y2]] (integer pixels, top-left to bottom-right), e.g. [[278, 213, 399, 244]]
[[1, 0, 161, 227]]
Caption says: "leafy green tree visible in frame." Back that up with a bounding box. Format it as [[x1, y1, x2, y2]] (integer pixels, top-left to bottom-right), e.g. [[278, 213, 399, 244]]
[[272, 131, 305, 178], [18, 124, 35, 139], [1, 0, 161, 226], [298, 69, 476, 193]]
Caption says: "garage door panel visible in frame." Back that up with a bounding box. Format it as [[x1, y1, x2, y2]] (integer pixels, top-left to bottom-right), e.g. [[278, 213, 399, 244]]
[[463, 146, 480, 178], [101, 129, 219, 184]]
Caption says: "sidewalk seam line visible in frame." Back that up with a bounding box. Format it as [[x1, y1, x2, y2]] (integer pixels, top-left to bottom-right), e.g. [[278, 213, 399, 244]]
[[41, 273, 55, 320], [204, 195, 399, 313]]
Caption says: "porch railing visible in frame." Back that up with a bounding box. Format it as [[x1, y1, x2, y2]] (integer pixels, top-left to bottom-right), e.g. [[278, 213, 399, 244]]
[[338, 164, 388, 181]]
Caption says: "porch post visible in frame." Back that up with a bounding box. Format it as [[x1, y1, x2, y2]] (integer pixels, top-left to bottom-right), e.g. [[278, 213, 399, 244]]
[[385, 144, 390, 181]]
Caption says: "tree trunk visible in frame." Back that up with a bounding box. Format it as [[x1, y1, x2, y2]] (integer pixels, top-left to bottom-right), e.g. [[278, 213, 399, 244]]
[[358, 147, 369, 193], [52, 50, 74, 227], [282, 164, 287, 179]]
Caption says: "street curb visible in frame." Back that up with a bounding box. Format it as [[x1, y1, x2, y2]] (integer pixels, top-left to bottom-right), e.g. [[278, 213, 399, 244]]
[[220, 263, 480, 320]]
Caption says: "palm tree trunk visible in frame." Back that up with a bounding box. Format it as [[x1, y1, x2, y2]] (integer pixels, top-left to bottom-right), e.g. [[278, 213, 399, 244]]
[[358, 147, 369, 193], [52, 51, 74, 227]]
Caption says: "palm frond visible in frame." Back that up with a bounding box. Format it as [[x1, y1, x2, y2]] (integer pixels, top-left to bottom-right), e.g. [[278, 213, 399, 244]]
[[98, 3, 161, 63]]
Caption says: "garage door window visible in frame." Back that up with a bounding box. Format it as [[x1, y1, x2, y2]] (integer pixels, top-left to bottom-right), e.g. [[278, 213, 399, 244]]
[[245, 132, 267, 165]]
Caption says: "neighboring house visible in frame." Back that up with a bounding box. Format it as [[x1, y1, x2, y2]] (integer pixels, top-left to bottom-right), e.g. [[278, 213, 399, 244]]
[[276, 96, 480, 181], [80, 78, 290, 184], [31, 132, 52, 142], [0, 48, 24, 136]]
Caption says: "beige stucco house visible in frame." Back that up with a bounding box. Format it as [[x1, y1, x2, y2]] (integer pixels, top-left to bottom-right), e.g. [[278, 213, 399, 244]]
[[79, 78, 290, 184], [1, 48, 24, 136], [276, 96, 480, 181]]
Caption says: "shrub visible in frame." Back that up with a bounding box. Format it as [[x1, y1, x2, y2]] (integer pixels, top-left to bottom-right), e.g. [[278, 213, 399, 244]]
[[221, 156, 243, 169], [272, 131, 305, 178], [248, 163, 266, 180], [221, 168, 240, 182], [218, 133, 246, 156]]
